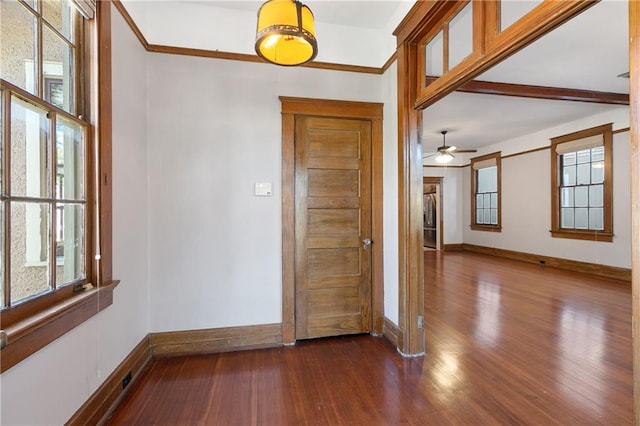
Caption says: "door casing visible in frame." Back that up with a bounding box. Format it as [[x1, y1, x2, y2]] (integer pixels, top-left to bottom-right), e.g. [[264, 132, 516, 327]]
[[280, 97, 384, 344]]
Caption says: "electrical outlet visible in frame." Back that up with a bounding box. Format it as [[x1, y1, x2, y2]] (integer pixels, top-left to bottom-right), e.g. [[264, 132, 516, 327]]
[[122, 371, 132, 389]]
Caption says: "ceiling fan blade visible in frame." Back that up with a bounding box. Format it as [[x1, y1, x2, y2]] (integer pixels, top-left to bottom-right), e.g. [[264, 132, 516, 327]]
[[444, 145, 457, 152], [454, 149, 478, 153], [422, 153, 437, 159]]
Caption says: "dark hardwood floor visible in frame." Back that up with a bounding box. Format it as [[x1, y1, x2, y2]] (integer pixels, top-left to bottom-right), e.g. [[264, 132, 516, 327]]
[[106, 251, 632, 425]]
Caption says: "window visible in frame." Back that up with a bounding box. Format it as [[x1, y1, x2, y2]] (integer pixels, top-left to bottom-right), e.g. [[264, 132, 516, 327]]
[[0, 0, 114, 373], [470, 152, 501, 231], [551, 123, 613, 242]]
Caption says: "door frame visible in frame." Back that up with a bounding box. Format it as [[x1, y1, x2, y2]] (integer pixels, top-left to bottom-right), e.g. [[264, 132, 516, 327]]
[[280, 97, 384, 344], [423, 177, 444, 250]]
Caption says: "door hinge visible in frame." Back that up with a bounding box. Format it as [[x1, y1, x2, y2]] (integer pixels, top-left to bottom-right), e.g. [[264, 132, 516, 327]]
[[417, 315, 424, 328]]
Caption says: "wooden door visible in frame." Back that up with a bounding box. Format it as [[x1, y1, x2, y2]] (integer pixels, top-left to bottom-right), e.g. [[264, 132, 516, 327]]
[[294, 116, 372, 339]]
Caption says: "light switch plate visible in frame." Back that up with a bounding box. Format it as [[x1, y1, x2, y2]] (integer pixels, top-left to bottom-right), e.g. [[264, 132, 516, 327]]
[[254, 182, 272, 196]]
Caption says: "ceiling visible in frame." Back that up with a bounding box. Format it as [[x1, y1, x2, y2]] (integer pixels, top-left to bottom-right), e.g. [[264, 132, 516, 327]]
[[126, 1, 629, 158]]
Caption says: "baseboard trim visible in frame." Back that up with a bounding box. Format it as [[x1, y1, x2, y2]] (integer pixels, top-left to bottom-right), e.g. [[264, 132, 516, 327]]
[[462, 243, 631, 282], [66, 335, 152, 426], [382, 317, 404, 350], [443, 244, 464, 251], [149, 323, 283, 357]]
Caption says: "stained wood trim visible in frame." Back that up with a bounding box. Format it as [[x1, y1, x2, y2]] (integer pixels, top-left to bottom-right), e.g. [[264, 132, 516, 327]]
[[443, 244, 464, 251], [396, 42, 425, 356], [501, 146, 550, 160], [0, 282, 118, 373], [628, 2, 640, 423], [414, 1, 599, 109], [382, 317, 403, 350], [66, 336, 151, 426], [462, 244, 630, 282], [470, 151, 502, 232], [149, 324, 283, 357], [423, 164, 467, 169], [614, 127, 631, 135], [112, 0, 149, 49], [424, 76, 630, 105], [280, 97, 384, 345], [381, 51, 397, 74]]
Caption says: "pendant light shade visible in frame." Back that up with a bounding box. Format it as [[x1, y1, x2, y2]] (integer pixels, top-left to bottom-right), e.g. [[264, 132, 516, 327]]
[[255, 0, 318, 66]]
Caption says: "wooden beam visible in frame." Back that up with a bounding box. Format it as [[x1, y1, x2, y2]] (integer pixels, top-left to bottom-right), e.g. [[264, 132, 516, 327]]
[[425, 76, 629, 105]]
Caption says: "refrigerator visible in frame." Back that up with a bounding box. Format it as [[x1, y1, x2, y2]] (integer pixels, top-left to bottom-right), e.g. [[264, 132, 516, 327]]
[[423, 192, 437, 249]]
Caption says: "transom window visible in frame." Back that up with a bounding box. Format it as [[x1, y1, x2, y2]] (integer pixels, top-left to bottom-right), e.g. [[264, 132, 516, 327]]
[[551, 123, 613, 242], [470, 152, 501, 232]]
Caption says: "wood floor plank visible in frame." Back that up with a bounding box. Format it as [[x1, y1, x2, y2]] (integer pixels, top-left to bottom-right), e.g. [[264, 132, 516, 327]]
[[105, 251, 632, 425]]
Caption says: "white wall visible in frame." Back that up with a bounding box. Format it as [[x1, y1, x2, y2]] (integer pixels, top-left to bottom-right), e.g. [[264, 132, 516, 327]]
[[146, 54, 384, 332], [463, 107, 631, 268], [0, 6, 150, 424], [382, 61, 399, 324]]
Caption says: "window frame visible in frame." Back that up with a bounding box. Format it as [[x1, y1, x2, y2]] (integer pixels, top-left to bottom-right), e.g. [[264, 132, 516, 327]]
[[470, 151, 502, 232], [0, 0, 116, 373], [550, 123, 613, 242]]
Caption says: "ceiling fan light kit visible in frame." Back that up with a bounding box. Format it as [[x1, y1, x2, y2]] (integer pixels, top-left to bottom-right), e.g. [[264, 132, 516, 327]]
[[255, 0, 318, 66]]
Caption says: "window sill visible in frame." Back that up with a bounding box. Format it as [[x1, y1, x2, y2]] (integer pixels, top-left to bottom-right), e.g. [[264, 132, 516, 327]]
[[550, 230, 613, 242], [0, 280, 119, 374], [470, 224, 502, 232]]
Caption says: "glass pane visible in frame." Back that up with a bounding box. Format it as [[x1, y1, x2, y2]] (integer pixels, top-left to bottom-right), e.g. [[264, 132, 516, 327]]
[[476, 209, 483, 224], [483, 193, 491, 209], [477, 167, 497, 193], [490, 192, 498, 209], [561, 208, 574, 228], [490, 209, 498, 225], [55, 203, 85, 286], [592, 162, 604, 183], [448, 2, 473, 69], [575, 186, 588, 207], [0, 90, 4, 193], [11, 96, 50, 198], [591, 146, 604, 162], [476, 193, 483, 208], [43, 26, 74, 113], [1, 1, 37, 95], [483, 209, 491, 224], [575, 208, 588, 229], [42, 0, 73, 40], [589, 184, 603, 207], [425, 30, 444, 77], [562, 165, 576, 186], [576, 149, 590, 164], [589, 208, 604, 230], [10, 202, 51, 304], [576, 163, 590, 185], [561, 187, 574, 207], [56, 117, 84, 200], [500, 0, 542, 31], [562, 152, 576, 166]]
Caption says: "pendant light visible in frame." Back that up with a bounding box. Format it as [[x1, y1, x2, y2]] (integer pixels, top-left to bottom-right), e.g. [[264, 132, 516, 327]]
[[255, 0, 318, 66]]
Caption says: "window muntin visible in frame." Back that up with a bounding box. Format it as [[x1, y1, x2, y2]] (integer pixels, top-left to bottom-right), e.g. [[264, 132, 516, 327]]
[[550, 123, 613, 241], [1, 0, 89, 309], [470, 152, 501, 231]]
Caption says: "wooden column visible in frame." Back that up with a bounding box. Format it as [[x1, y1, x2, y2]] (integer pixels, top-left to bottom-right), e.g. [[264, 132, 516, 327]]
[[396, 41, 425, 356], [630, 1, 640, 424]]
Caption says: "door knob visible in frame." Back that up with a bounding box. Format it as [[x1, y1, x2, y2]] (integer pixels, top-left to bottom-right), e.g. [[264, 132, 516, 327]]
[[362, 238, 373, 250]]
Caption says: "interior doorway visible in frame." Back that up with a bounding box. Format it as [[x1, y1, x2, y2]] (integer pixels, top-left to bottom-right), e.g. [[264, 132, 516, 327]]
[[423, 177, 443, 250]]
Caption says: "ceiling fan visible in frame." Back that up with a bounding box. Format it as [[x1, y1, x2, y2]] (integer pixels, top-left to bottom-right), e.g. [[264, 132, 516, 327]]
[[423, 130, 477, 164]]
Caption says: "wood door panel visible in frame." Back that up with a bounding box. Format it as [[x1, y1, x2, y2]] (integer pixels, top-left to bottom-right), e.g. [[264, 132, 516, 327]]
[[307, 169, 359, 198], [308, 209, 359, 235], [308, 132, 360, 158], [305, 315, 365, 339], [307, 248, 360, 278], [307, 287, 360, 316], [295, 115, 372, 339]]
